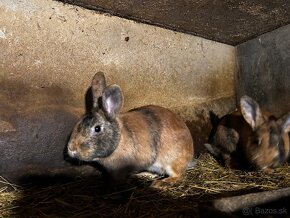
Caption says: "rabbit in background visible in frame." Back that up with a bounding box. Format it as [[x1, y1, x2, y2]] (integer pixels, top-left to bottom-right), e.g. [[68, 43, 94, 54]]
[[205, 96, 290, 171], [67, 72, 194, 189]]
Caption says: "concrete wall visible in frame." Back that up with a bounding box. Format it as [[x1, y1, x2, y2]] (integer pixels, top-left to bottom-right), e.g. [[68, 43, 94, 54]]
[[0, 0, 236, 182], [237, 24, 290, 117]]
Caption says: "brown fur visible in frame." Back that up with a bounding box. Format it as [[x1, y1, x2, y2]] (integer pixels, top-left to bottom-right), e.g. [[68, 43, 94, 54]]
[[207, 96, 290, 171], [96, 105, 194, 186], [67, 72, 194, 188]]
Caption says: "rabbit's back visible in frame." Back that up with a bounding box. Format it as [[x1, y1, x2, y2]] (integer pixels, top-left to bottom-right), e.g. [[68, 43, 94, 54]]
[[98, 105, 193, 175]]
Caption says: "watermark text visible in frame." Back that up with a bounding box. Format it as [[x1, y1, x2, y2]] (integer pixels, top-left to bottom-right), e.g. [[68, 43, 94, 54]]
[[242, 207, 287, 216]]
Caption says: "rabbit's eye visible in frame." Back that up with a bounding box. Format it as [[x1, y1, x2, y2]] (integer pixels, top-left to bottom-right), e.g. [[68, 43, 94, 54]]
[[94, 125, 101, 133]]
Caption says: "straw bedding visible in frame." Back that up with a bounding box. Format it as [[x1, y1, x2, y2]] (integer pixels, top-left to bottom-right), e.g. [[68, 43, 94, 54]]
[[1, 153, 289, 218]]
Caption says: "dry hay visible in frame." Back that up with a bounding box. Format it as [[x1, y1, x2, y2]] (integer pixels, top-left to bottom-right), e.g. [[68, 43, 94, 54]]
[[1, 153, 289, 218]]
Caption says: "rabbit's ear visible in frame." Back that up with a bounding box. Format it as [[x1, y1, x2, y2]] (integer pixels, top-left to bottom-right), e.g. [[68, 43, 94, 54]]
[[91, 72, 106, 109], [240, 95, 264, 130], [280, 113, 290, 134], [102, 85, 123, 120]]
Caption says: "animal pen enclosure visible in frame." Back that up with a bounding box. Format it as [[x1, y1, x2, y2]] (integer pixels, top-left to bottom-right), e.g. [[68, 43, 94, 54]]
[[0, 0, 289, 217]]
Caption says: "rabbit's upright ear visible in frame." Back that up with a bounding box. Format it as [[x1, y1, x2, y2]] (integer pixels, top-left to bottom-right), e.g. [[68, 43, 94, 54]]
[[240, 95, 264, 130], [91, 72, 107, 109], [102, 85, 123, 120]]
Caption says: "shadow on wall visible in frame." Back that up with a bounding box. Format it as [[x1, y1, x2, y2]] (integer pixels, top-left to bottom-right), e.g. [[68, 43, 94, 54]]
[[237, 24, 290, 117], [0, 79, 85, 183]]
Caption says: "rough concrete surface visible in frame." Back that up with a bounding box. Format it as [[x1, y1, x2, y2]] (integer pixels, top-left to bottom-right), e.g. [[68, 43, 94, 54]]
[[237, 24, 290, 117], [0, 0, 236, 111], [0, 0, 236, 182], [59, 0, 290, 45]]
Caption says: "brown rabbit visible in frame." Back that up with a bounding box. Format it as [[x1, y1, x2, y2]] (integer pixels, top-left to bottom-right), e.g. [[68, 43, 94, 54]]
[[205, 96, 290, 171], [67, 72, 194, 188]]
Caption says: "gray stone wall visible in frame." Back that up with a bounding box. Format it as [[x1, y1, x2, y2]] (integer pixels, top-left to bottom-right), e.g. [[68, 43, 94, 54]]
[[237, 24, 290, 117]]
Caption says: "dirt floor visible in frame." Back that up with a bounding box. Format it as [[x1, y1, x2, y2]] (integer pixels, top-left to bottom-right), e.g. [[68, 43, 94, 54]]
[[59, 0, 290, 45]]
